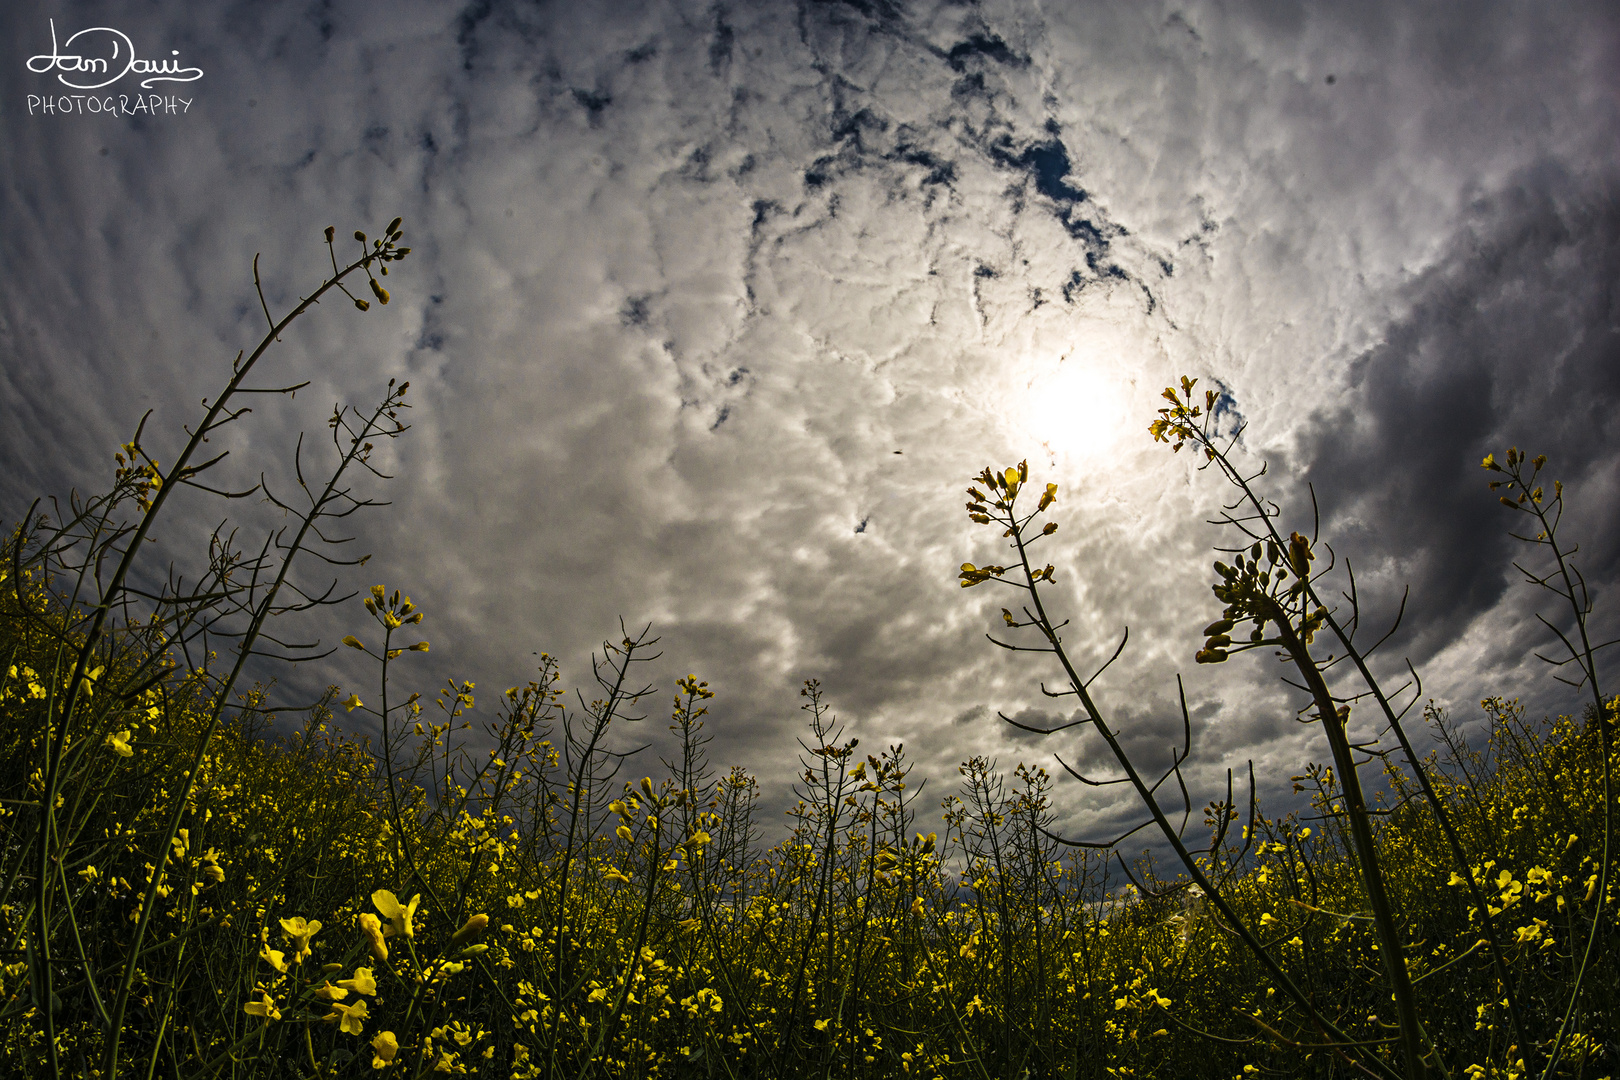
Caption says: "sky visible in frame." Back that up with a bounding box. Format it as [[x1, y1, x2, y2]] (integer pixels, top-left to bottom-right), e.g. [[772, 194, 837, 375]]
[[4, 0, 1618, 849]]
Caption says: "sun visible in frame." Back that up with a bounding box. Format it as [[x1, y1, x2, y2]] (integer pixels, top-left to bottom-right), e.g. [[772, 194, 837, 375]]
[[1022, 360, 1130, 461]]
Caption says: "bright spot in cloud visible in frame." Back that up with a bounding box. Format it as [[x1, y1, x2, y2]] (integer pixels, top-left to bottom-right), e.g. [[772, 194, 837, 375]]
[[1023, 360, 1130, 461]]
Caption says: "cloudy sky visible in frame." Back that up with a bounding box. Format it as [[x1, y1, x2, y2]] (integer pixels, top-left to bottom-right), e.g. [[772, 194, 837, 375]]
[[4, 0, 1617, 846]]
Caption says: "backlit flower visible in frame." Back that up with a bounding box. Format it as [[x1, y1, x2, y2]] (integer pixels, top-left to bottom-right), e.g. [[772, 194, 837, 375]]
[[338, 968, 379, 996], [324, 998, 369, 1035], [244, 991, 282, 1021], [280, 916, 322, 961], [372, 890, 420, 939], [371, 1031, 398, 1068]]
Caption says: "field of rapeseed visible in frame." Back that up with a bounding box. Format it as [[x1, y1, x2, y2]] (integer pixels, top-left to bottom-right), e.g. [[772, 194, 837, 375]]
[[0, 223, 1613, 1079]]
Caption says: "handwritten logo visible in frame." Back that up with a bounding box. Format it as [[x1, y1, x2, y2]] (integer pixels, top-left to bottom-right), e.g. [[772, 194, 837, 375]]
[[27, 19, 202, 90]]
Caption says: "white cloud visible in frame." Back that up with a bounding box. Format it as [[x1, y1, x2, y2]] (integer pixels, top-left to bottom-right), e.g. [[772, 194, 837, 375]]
[[3, 0, 1615, 844]]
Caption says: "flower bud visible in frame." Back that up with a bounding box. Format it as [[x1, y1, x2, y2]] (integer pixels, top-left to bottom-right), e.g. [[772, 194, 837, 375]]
[[324, 226, 336, 242], [354, 231, 366, 243], [354, 298, 370, 311], [450, 913, 489, 946], [386, 217, 403, 236], [370, 279, 390, 305]]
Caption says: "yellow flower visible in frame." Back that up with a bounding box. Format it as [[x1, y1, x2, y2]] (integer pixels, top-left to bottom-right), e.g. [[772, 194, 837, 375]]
[[372, 890, 420, 939], [343, 693, 363, 711], [280, 916, 322, 961], [260, 946, 289, 974], [324, 998, 369, 1034], [358, 913, 388, 961], [603, 867, 631, 885], [105, 729, 135, 757], [315, 981, 349, 1001], [77, 865, 99, 884], [343, 636, 366, 650], [244, 991, 282, 1021], [371, 1031, 399, 1068], [338, 968, 378, 996], [813, 1019, 830, 1031]]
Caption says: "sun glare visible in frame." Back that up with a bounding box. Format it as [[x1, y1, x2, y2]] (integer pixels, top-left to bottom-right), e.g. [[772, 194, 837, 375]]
[[1023, 361, 1130, 461]]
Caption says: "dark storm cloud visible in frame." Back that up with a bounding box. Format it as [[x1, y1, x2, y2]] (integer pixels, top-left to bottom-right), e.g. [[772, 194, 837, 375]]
[[1295, 170, 1620, 712]]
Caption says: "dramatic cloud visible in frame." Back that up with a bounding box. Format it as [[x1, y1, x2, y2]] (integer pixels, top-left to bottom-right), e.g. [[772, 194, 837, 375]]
[[4, 0, 1616, 845]]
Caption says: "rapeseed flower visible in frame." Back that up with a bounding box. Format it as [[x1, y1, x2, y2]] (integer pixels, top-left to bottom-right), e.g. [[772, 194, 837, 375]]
[[244, 991, 282, 1021], [372, 889, 420, 938], [280, 916, 322, 961], [324, 998, 369, 1034], [371, 1031, 398, 1068], [338, 967, 378, 995], [358, 912, 388, 960], [260, 945, 289, 974]]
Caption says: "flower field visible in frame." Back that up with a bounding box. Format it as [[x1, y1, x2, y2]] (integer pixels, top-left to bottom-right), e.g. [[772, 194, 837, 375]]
[[0, 222, 1612, 1078]]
